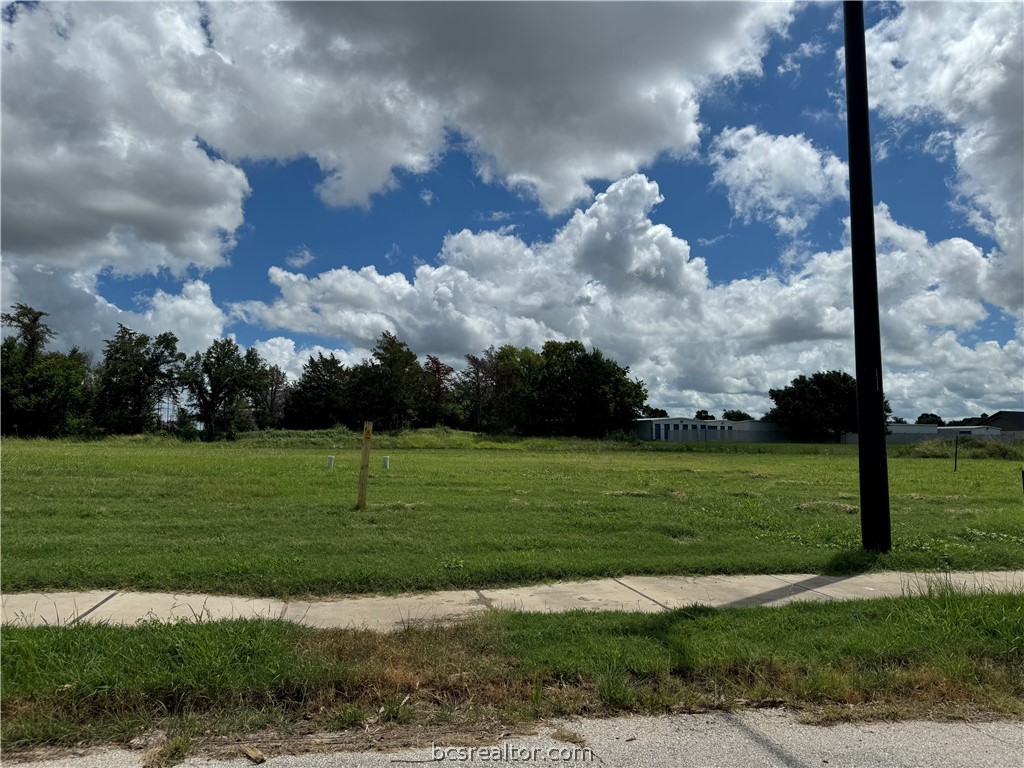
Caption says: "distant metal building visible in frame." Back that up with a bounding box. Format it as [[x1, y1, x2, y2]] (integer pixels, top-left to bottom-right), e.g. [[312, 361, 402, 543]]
[[635, 417, 1011, 445], [634, 417, 784, 443], [936, 425, 1003, 438], [842, 423, 1003, 444]]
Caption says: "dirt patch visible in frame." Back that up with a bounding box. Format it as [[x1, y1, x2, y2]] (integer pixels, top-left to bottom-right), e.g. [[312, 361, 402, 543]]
[[203, 721, 538, 760], [0, 722, 538, 764], [796, 501, 859, 514]]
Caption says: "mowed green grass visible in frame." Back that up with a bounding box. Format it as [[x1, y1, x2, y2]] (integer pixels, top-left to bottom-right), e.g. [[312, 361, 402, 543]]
[[2, 435, 1022, 596]]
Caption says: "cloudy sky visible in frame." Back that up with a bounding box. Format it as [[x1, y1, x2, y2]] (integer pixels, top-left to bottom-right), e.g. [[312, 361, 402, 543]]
[[2, 1, 1022, 421]]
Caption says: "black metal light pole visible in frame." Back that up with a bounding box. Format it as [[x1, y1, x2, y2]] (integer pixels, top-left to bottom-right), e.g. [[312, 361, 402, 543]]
[[843, 1, 891, 552]]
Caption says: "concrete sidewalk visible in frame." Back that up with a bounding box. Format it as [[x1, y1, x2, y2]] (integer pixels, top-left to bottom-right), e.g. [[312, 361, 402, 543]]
[[2, 570, 1021, 632], [16, 709, 1023, 768]]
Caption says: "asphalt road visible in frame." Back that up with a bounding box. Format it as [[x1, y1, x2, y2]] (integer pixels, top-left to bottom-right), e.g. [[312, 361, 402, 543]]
[[13, 710, 1023, 768]]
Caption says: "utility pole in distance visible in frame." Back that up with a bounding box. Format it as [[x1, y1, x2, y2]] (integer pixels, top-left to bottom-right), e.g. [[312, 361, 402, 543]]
[[843, 2, 891, 552]]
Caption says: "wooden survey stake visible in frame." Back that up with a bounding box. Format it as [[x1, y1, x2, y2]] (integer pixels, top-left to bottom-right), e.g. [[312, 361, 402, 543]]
[[357, 421, 373, 509]]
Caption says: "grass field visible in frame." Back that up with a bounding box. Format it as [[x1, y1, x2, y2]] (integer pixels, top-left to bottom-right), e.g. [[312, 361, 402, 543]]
[[2, 432, 1022, 759], [3, 589, 1021, 753], [2, 432, 1022, 596]]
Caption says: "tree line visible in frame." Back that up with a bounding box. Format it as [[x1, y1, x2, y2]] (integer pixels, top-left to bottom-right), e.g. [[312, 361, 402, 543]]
[[1, 304, 650, 440], [3, 304, 960, 443]]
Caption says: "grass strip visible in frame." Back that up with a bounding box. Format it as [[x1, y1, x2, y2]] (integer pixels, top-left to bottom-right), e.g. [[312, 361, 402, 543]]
[[3, 589, 1021, 754]]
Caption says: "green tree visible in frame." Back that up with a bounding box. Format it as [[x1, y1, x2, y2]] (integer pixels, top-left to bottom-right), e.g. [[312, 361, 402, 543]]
[[722, 410, 753, 421], [2, 303, 56, 367], [420, 354, 459, 427], [1, 306, 94, 436], [247, 362, 289, 430], [94, 325, 185, 434], [1, 338, 94, 437], [641, 405, 669, 418], [1, 335, 28, 433], [536, 341, 647, 438], [284, 353, 349, 429], [235, 348, 285, 430], [181, 338, 250, 440], [491, 344, 544, 434], [764, 370, 891, 443], [589, 349, 648, 436], [455, 350, 496, 432], [364, 331, 422, 431], [537, 340, 589, 435], [915, 413, 945, 426], [694, 409, 715, 421]]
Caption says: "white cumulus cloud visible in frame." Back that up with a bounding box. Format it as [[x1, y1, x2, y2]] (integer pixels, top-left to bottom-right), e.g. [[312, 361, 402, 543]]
[[2, 1, 796, 241], [864, 1, 1023, 315], [231, 176, 1023, 420], [1, 3, 251, 277], [709, 126, 848, 237]]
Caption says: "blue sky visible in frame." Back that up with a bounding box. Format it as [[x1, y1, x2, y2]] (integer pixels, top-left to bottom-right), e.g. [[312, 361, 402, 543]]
[[3, 1, 1022, 420]]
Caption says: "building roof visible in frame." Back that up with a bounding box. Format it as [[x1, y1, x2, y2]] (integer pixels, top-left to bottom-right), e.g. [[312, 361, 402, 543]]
[[979, 411, 1024, 431]]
